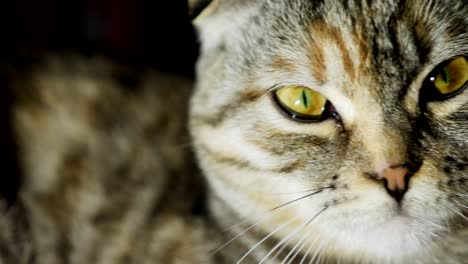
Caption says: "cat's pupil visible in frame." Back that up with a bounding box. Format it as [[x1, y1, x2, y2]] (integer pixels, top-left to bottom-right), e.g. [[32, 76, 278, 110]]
[[301, 90, 308, 108], [274, 86, 328, 122], [440, 68, 449, 83], [424, 56, 467, 100]]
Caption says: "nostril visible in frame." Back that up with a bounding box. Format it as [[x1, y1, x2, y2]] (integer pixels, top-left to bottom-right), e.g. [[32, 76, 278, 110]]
[[366, 165, 413, 202], [382, 166, 410, 192], [382, 166, 411, 202], [384, 183, 406, 202]]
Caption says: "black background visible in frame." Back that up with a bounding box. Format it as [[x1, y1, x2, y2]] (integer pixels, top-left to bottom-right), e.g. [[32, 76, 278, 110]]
[[0, 0, 199, 205]]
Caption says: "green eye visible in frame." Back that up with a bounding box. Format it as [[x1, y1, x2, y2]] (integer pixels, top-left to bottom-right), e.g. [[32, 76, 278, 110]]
[[429, 56, 467, 97], [274, 86, 328, 121]]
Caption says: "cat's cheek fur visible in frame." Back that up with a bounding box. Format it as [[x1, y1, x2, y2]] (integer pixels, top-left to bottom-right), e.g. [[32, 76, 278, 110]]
[[191, 86, 448, 261], [190, 0, 468, 262], [288, 186, 437, 260]]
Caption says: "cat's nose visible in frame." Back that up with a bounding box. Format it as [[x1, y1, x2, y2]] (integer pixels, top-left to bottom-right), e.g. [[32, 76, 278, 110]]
[[381, 166, 410, 202]]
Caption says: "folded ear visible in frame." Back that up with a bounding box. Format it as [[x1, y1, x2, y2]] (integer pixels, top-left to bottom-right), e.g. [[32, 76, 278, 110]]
[[188, 0, 218, 21], [189, 0, 258, 52]]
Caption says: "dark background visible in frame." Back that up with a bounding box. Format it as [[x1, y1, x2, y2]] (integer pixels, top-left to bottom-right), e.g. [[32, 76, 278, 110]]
[[0, 0, 199, 205]]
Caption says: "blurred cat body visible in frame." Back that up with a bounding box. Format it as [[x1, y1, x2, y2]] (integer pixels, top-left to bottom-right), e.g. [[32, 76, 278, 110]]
[[2, 0, 467, 263]]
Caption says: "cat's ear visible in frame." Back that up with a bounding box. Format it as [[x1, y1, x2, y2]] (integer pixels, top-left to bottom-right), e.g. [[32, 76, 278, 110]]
[[189, 0, 256, 51], [188, 0, 218, 21]]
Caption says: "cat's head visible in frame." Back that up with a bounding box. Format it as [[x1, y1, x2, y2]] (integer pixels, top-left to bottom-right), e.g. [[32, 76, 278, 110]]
[[189, 0, 467, 261]]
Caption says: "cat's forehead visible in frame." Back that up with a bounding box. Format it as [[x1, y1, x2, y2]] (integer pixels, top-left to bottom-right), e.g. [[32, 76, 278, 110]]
[[260, 2, 464, 62], [225, 0, 467, 99], [195, 0, 467, 121]]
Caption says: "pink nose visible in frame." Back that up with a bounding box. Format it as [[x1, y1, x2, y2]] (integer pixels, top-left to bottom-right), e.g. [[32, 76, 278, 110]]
[[382, 167, 409, 191]]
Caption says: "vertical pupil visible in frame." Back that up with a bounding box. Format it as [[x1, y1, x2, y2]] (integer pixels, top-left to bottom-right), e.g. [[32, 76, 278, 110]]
[[440, 68, 450, 83], [301, 90, 308, 108]]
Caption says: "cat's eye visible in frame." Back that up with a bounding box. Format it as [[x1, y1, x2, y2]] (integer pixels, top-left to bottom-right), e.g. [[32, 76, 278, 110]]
[[274, 86, 329, 122], [426, 56, 467, 99]]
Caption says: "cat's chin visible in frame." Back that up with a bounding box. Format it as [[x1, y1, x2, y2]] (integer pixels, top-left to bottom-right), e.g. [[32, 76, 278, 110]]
[[320, 213, 438, 261], [372, 214, 412, 234]]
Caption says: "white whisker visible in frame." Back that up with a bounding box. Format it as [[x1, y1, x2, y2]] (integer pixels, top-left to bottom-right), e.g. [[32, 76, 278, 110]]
[[222, 189, 323, 233], [281, 229, 310, 264], [288, 207, 328, 264], [299, 236, 316, 264], [260, 206, 328, 264], [284, 226, 316, 264], [213, 189, 325, 259], [268, 189, 322, 196], [308, 236, 327, 264], [258, 214, 309, 263], [210, 209, 284, 256], [236, 216, 299, 264], [258, 225, 298, 264], [447, 206, 468, 221]]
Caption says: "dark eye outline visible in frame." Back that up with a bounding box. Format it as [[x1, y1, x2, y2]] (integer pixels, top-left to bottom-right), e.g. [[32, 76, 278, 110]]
[[272, 87, 339, 123], [421, 56, 467, 102]]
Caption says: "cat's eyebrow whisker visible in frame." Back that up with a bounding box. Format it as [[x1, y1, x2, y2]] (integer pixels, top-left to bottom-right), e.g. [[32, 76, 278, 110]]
[[235, 216, 299, 264]]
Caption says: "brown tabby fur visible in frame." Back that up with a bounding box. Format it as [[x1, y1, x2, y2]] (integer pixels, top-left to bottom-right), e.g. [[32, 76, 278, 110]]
[[2, 0, 468, 263]]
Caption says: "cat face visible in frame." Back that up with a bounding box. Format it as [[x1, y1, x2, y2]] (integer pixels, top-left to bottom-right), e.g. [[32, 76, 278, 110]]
[[190, 0, 467, 261]]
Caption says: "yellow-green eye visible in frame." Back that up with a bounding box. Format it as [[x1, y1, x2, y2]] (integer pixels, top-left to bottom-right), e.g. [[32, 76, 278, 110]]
[[274, 86, 329, 121], [430, 56, 467, 96]]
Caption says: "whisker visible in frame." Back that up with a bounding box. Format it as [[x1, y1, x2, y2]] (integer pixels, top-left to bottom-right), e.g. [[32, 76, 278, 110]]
[[269, 234, 294, 263], [269, 190, 324, 212], [284, 225, 316, 264], [447, 206, 468, 221], [259, 206, 328, 264], [317, 252, 325, 264], [308, 239, 327, 264], [282, 207, 328, 264], [213, 189, 324, 257], [258, 214, 308, 263], [454, 192, 468, 198], [210, 209, 285, 256], [281, 230, 310, 264], [299, 238, 316, 264], [235, 216, 299, 264], [456, 204, 468, 210], [221, 189, 324, 233], [306, 219, 332, 264], [268, 189, 324, 196]]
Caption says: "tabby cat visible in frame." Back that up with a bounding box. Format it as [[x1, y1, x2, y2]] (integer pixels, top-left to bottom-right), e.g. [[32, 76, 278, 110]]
[[1, 0, 467, 263]]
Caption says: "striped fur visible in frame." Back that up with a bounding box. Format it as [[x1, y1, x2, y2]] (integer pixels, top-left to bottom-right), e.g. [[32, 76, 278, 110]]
[[1, 0, 467, 263], [191, 0, 467, 263]]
